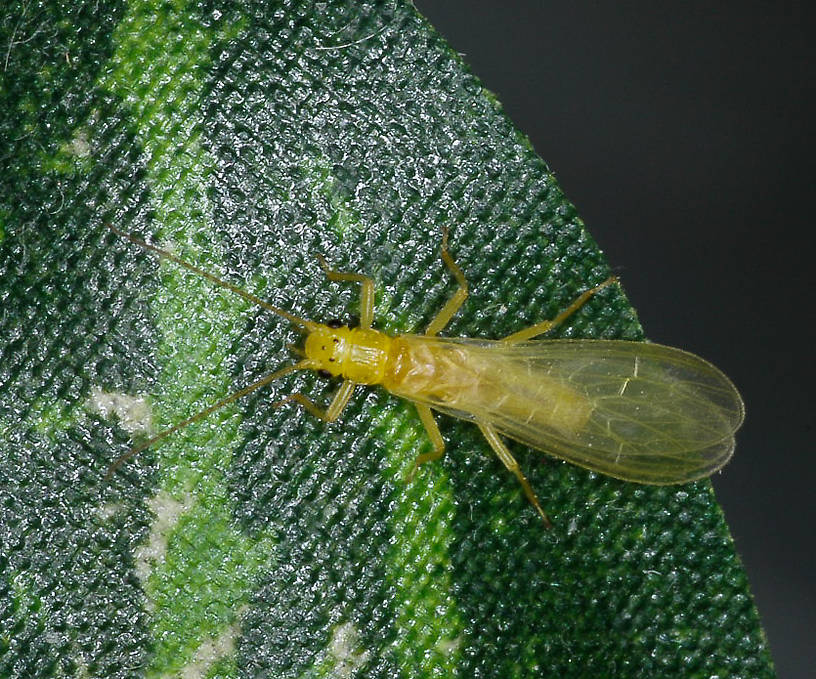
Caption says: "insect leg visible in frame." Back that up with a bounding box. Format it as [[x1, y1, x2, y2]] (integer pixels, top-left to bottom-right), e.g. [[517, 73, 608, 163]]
[[500, 276, 618, 344], [425, 227, 469, 336], [273, 378, 356, 422], [406, 404, 446, 481], [316, 255, 375, 329], [476, 421, 551, 526]]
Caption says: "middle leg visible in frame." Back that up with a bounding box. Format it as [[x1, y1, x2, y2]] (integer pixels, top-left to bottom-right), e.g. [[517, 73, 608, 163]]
[[500, 276, 618, 344], [406, 404, 446, 481], [425, 228, 469, 336]]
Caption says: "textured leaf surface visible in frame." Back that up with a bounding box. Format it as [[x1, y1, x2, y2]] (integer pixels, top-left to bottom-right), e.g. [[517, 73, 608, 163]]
[[0, 1, 774, 677]]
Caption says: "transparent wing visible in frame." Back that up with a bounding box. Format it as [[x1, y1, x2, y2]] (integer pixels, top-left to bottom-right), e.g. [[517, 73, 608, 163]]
[[394, 338, 745, 484]]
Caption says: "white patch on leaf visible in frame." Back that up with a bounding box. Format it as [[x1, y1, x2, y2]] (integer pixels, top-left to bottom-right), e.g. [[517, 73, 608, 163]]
[[436, 635, 462, 656], [328, 622, 370, 678], [134, 491, 194, 588], [97, 502, 122, 520], [178, 610, 246, 679], [69, 129, 91, 157], [87, 387, 153, 435]]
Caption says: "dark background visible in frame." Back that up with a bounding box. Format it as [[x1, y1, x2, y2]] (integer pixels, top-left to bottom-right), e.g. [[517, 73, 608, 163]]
[[413, 2, 814, 678]]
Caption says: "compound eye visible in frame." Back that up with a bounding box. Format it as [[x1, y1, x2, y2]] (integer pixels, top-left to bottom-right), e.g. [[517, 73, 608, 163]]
[[317, 369, 332, 379], [327, 318, 343, 328]]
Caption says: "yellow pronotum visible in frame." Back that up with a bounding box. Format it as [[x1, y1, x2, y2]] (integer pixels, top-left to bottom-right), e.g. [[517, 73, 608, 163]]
[[106, 226, 745, 524]]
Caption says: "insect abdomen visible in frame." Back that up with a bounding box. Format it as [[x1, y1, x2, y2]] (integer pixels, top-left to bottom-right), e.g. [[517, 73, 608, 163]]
[[383, 336, 593, 437]]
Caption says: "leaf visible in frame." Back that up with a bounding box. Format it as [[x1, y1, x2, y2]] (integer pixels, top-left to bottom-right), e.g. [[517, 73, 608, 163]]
[[0, 1, 774, 677]]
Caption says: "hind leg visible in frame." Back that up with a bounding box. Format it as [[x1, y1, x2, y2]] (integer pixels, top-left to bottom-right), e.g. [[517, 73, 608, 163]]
[[477, 421, 551, 526]]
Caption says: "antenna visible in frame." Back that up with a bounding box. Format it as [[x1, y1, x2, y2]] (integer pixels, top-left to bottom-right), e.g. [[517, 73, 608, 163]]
[[105, 224, 316, 330], [103, 223, 321, 477], [104, 361, 313, 479]]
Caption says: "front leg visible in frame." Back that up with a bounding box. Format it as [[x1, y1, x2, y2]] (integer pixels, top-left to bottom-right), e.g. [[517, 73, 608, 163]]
[[316, 255, 376, 329], [273, 379, 357, 422]]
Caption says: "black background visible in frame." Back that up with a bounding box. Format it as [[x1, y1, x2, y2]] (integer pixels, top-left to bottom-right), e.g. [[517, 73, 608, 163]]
[[413, 2, 814, 677]]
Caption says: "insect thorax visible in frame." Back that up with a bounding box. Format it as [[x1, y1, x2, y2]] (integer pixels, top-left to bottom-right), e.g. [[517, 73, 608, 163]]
[[304, 325, 393, 385]]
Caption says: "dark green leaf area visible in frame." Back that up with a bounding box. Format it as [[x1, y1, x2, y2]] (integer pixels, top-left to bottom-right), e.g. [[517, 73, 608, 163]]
[[0, 0, 773, 677], [0, 420, 155, 678], [445, 420, 766, 677]]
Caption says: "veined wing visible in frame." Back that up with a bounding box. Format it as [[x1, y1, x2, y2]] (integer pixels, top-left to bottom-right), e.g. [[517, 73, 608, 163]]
[[391, 337, 745, 484]]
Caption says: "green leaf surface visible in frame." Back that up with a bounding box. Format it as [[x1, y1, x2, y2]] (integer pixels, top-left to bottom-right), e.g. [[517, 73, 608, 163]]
[[0, 1, 774, 677]]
